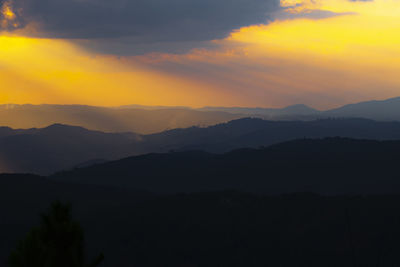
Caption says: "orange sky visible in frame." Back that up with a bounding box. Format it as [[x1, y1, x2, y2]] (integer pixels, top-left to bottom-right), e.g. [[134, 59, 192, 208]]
[[1, 0, 400, 109]]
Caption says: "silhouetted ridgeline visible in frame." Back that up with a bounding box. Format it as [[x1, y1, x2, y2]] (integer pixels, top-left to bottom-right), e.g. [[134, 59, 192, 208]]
[[0, 124, 140, 174], [2, 174, 400, 267], [53, 138, 400, 195], [326, 96, 400, 121], [0, 104, 242, 134], [3, 118, 400, 174], [3, 96, 400, 135], [202, 96, 400, 121], [142, 118, 400, 153]]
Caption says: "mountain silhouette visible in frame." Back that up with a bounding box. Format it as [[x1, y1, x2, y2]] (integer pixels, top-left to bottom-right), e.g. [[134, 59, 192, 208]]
[[53, 137, 400, 195], [199, 104, 320, 116], [3, 118, 400, 174], [0, 124, 140, 174], [3, 96, 400, 134], [202, 96, 400, 121], [0, 104, 242, 134], [140, 118, 400, 153], [325, 96, 400, 120]]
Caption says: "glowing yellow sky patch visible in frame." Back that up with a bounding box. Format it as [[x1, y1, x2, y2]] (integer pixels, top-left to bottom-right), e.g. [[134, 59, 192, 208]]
[[230, 0, 400, 56], [0, 35, 236, 107], [224, 0, 400, 89], [210, 0, 400, 106]]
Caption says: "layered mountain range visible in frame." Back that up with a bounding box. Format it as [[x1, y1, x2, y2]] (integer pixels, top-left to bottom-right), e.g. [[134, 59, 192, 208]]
[[2, 118, 400, 174], [3, 98, 400, 267], [2, 96, 400, 134]]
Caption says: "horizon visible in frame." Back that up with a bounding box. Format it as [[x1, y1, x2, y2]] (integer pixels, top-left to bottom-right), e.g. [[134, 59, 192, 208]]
[[1, 95, 400, 112]]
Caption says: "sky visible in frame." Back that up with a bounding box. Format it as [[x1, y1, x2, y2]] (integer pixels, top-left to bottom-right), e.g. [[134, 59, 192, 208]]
[[0, 0, 400, 109]]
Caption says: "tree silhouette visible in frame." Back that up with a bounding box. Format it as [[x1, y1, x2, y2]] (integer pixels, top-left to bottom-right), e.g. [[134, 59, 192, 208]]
[[8, 201, 104, 267]]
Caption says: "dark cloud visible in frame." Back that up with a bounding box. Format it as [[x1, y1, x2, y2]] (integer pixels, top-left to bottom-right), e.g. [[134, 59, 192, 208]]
[[75, 38, 222, 56], [4, 0, 280, 43], [275, 9, 357, 21]]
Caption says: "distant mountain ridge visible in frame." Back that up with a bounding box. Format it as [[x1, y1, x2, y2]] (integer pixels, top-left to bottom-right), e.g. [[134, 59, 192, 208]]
[[2, 96, 400, 133], [0, 104, 242, 134], [0, 124, 140, 174], [198, 104, 320, 116], [140, 118, 400, 153], [201, 96, 400, 120], [325, 96, 400, 120], [3, 118, 400, 175]]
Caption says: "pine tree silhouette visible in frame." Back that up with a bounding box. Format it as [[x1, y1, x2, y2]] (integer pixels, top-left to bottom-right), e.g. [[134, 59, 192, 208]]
[[8, 201, 104, 267]]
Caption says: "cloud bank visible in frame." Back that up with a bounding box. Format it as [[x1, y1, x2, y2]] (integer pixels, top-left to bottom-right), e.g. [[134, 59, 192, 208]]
[[2, 0, 280, 42]]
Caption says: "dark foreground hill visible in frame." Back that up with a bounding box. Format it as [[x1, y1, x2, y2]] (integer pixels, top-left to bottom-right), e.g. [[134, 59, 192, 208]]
[[4, 118, 400, 175], [2, 174, 400, 267], [54, 138, 400, 195]]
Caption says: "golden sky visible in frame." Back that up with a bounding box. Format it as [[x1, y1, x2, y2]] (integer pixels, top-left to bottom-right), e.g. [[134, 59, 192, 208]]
[[1, 0, 400, 109]]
